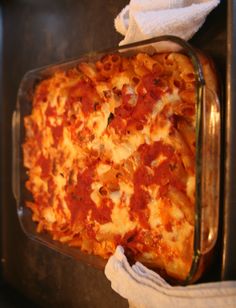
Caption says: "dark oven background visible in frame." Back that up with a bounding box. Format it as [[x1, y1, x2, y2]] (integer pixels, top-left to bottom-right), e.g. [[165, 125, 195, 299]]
[[0, 1, 235, 307]]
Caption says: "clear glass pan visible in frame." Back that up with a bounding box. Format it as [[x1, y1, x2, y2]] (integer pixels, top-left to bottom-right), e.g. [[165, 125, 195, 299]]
[[12, 35, 221, 284]]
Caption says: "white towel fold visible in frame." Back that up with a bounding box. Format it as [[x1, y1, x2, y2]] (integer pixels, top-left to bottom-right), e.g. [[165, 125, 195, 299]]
[[105, 246, 236, 308], [114, 0, 220, 46]]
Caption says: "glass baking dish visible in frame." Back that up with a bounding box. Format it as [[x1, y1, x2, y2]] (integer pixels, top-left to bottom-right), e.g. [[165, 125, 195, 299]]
[[12, 35, 221, 284]]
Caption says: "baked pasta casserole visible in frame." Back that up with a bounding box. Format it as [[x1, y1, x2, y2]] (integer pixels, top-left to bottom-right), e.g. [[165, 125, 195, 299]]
[[23, 51, 216, 280]]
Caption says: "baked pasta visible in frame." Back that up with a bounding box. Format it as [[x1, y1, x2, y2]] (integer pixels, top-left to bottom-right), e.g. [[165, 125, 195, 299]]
[[23, 51, 216, 280]]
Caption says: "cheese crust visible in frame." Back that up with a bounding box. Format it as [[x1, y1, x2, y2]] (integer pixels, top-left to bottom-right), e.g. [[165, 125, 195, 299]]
[[23, 52, 198, 280]]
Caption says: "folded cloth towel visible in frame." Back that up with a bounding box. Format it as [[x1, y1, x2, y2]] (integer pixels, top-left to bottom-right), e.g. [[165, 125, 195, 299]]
[[114, 0, 220, 46], [105, 246, 236, 308]]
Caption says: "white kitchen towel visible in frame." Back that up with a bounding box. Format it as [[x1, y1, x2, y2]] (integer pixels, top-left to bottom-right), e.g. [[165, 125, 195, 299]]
[[114, 0, 220, 46], [105, 246, 236, 308]]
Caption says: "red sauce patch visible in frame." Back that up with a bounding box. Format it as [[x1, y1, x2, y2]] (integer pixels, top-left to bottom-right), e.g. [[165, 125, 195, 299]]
[[34, 80, 49, 106], [91, 198, 114, 224], [112, 72, 166, 133], [137, 141, 186, 192], [31, 122, 42, 144], [66, 164, 113, 226], [70, 121, 83, 142], [153, 160, 173, 186], [37, 154, 51, 178], [139, 141, 174, 166], [129, 140, 188, 227], [51, 125, 63, 146], [86, 224, 96, 238], [66, 166, 95, 223], [130, 185, 150, 229], [34, 195, 46, 210], [134, 165, 153, 186], [131, 94, 156, 123], [141, 73, 165, 100], [67, 80, 100, 116], [45, 105, 57, 118], [109, 115, 127, 134]]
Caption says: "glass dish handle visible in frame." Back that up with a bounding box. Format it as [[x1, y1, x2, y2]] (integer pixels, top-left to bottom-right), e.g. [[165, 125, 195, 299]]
[[200, 87, 221, 254], [12, 109, 20, 203]]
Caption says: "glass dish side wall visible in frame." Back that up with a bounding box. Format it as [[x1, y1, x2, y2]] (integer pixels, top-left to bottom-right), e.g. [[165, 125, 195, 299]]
[[12, 36, 221, 284]]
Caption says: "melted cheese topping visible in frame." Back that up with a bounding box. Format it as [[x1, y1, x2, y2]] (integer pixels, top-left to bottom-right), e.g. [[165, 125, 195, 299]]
[[23, 52, 197, 281]]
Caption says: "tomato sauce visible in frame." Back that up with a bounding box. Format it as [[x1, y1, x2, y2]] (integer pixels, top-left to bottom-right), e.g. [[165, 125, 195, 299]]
[[137, 141, 186, 191], [66, 166, 95, 223], [112, 72, 167, 134], [131, 94, 156, 123], [44, 102, 65, 146], [109, 115, 127, 134], [51, 125, 63, 146], [66, 163, 113, 227], [45, 105, 57, 118], [129, 185, 150, 229], [31, 122, 42, 144], [129, 140, 188, 226], [91, 198, 113, 224], [35, 194, 46, 210], [70, 121, 83, 142], [86, 223, 96, 238], [139, 141, 174, 166], [35, 80, 49, 106], [67, 80, 100, 116], [37, 154, 51, 178]]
